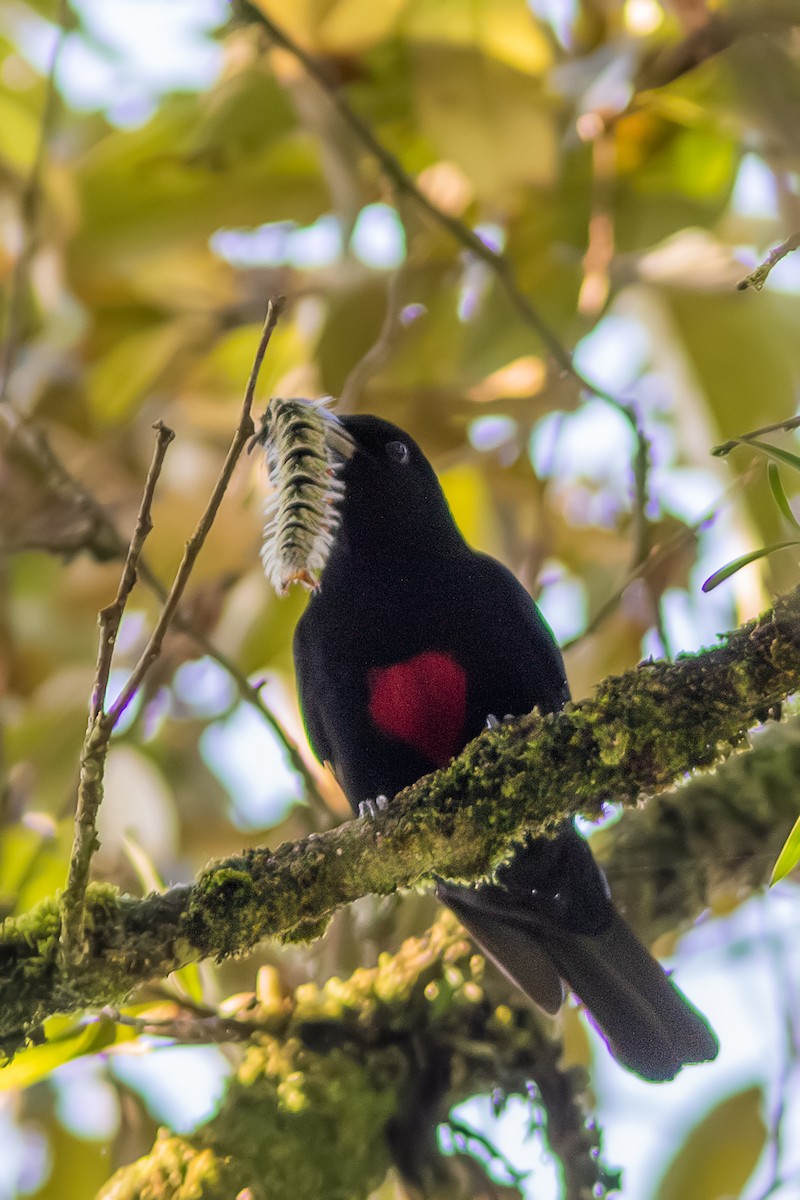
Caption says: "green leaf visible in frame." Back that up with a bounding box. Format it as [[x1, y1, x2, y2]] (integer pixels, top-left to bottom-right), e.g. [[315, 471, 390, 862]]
[[30, 1115, 111, 1200], [767, 463, 800, 530], [0, 817, 74, 917], [702, 541, 800, 592], [725, 437, 800, 475], [402, 0, 552, 75], [87, 318, 209, 426], [168, 962, 207, 1006], [771, 811, 800, 885], [0, 92, 42, 172], [666, 291, 800, 560], [409, 45, 556, 202], [0, 1014, 134, 1091], [656, 1086, 766, 1200], [71, 91, 327, 287], [253, 0, 409, 55]]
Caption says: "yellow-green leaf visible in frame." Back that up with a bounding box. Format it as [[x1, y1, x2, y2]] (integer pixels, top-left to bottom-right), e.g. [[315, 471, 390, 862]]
[[410, 46, 556, 202], [31, 1116, 111, 1200], [87, 318, 209, 426], [656, 1086, 767, 1200], [702, 541, 800, 592], [771, 811, 800, 885], [767, 463, 800, 530], [253, 0, 409, 54], [0, 91, 42, 172], [402, 0, 551, 75], [0, 1015, 134, 1091]]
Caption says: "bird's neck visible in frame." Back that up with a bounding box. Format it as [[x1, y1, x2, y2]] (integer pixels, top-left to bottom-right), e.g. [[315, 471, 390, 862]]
[[317, 524, 465, 608]]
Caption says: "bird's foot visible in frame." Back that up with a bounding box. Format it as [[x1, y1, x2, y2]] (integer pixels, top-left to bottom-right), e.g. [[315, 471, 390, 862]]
[[485, 713, 516, 729], [358, 794, 390, 820]]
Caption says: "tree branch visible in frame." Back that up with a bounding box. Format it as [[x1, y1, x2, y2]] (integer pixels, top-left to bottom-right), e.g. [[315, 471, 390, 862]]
[[737, 232, 800, 292], [253, 9, 651, 558], [104, 296, 284, 728], [2, 586, 800, 1047], [59, 422, 174, 964], [58, 300, 284, 967], [96, 914, 612, 1200], [595, 714, 800, 943]]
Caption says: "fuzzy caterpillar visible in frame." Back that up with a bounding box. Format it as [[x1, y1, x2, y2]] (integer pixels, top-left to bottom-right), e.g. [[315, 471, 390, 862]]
[[255, 397, 350, 595]]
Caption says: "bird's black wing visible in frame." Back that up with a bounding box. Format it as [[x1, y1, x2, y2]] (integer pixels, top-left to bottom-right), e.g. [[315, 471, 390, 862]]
[[293, 605, 334, 769]]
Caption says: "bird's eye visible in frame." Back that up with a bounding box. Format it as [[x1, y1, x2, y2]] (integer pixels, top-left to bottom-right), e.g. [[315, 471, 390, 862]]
[[385, 440, 410, 465]]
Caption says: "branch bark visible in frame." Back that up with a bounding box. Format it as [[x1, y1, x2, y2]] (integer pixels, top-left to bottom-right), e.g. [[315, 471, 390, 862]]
[[595, 714, 800, 942], [97, 914, 611, 1200], [56, 300, 284, 969], [59, 422, 174, 965], [2, 586, 800, 1048]]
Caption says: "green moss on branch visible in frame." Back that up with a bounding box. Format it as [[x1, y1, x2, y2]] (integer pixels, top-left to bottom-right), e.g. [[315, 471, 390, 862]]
[[595, 715, 800, 943], [97, 916, 608, 1200], [2, 587, 800, 1047]]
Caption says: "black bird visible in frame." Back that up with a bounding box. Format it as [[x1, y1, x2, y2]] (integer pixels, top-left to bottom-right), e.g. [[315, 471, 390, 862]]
[[293, 411, 718, 1080]]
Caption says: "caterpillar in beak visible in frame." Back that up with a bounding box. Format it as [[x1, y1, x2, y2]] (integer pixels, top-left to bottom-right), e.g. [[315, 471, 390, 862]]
[[253, 397, 354, 595]]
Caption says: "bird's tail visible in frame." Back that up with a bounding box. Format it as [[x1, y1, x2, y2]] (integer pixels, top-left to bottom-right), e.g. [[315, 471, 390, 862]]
[[438, 831, 718, 1081]]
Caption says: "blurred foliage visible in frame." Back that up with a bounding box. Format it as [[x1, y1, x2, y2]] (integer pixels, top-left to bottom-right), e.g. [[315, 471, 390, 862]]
[[1, 0, 800, 1197], [655, 1087, 768, 1200]]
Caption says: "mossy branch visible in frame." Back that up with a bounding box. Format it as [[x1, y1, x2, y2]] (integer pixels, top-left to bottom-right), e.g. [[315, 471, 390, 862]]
[[2, 586, 800, 1048], [97, 914, 612, 1200], [595, 714, 800, 943]]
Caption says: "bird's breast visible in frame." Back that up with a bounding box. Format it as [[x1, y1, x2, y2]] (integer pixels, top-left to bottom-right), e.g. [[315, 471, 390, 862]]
[[367, 650, 467, 767]]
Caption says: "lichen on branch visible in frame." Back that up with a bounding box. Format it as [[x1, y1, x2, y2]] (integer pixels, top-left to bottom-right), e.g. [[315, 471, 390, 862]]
[[96, 914, 611, 1200], [595, 714, 800, 943], [2, 585, 800, 1049]]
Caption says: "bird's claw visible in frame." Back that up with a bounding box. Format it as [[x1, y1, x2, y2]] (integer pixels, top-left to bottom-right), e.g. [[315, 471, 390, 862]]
[[358, 794, 390, 820], [485, 713, 516, 729]]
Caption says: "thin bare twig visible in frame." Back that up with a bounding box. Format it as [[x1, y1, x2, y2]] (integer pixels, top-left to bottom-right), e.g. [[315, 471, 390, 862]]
[[713, 417, 800, 458], [738, 232, 800, 292], [91, 422, 175, 719], [60, 421, 175, 963], [59, 299, 284, 964], [106, 1006, 259, 1045], [0, 1, 70, 404], [447, 1120, 527, 1187], [338, 269, 404, 414], [254, 10, 651, 557], [1, 408, 325, 808], [564, 487, 731, 649], [104, 296, 285, 730]]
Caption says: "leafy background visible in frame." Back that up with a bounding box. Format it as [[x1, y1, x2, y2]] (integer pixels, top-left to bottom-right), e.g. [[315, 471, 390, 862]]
[[2, 0, 800, 1196]]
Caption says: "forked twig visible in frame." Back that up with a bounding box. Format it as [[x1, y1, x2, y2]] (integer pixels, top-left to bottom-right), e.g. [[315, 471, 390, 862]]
[[104, 296, 285, 729], [60, 421, 174, 962], [59, 299, 285, 964]]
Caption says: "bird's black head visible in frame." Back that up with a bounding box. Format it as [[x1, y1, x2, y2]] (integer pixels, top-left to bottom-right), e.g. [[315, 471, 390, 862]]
[[327, 413, 464, 561]]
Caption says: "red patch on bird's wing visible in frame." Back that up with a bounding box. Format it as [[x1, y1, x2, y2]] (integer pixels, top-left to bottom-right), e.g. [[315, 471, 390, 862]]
[[367, 650, 467, 767]]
